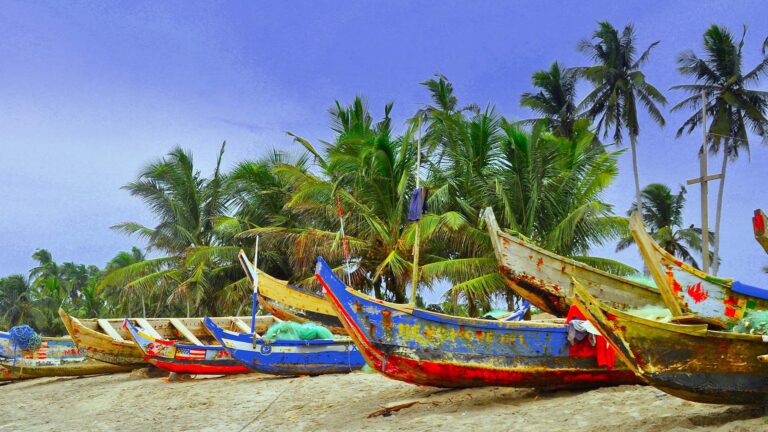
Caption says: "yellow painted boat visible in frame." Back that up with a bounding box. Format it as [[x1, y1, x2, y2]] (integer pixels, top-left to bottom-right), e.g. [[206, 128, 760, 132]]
[[572, 280, 768, 404], [238, 250, 346, 334], [58, 309, 268, 366]]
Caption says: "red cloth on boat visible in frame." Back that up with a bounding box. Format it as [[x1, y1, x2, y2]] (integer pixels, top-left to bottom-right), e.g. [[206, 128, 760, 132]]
[[565, 305, 616, 369]]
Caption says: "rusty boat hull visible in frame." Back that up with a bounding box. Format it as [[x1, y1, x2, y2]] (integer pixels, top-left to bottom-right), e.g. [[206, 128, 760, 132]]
[[483, 208, 662, 317], [316, 256, 640, 389], [572, 281, 768, 405]]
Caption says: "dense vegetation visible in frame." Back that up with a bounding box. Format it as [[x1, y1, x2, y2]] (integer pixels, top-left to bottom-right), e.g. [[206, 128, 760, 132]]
[[1, 23, 766, 334]]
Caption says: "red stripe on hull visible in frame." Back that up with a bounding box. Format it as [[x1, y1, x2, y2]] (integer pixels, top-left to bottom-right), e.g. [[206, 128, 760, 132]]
[[148, 359, 250, 375], [369, 350, 639, 389]]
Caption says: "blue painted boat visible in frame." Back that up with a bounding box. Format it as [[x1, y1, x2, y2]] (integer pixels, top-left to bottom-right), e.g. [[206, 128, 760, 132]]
[[204, 317, 365, 376], [316, 256, 641, 389]]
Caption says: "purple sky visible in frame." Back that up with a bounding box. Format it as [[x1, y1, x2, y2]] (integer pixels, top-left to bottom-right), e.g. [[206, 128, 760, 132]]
[[1, 1, 767, 292]]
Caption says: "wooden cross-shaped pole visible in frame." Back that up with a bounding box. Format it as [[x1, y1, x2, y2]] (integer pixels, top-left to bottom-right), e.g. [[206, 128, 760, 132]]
[[685, 92, 721, 274]]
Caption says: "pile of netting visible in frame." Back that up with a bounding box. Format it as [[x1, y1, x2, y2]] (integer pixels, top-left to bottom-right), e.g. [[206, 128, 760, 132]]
[[9, 325, 42, 353], [732, 311, 768, 335], [264, 321, 334, 341]]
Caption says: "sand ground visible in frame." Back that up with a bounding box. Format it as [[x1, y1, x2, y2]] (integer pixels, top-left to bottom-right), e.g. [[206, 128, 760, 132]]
[[0, 370, 766, 432]]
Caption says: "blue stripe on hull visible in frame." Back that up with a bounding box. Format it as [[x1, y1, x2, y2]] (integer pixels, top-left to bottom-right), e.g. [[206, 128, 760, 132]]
[[204, 317, 365, 376]]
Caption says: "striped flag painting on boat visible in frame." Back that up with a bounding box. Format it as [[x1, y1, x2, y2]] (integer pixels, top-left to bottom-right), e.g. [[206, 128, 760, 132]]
[[176, 347, 206, 360]]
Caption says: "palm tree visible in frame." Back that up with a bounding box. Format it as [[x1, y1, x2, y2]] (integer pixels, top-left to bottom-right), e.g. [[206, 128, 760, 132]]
[[577, 21, 668, 211], [617, 183, 711, 268], [103, 143, 231, 316], [0, 275, 43, 330], [520, 62, 579, 138], [101, 247, 148, 316], [261, 97, 430, 303], [671, 25, 768, 275]]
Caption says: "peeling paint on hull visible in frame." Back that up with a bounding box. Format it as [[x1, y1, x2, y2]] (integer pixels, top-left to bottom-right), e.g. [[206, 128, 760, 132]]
[[573, 282, 768, 405], [483, 209, 662, 317], [316, 257, 640, 389]]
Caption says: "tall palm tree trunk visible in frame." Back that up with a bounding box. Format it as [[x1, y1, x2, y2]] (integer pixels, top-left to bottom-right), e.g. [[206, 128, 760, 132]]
[[630, 135, 643, 212], [712, 142, 728, 275]]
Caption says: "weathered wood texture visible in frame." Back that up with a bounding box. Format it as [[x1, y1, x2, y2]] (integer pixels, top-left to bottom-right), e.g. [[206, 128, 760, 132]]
[[572, 281, 768, 405]]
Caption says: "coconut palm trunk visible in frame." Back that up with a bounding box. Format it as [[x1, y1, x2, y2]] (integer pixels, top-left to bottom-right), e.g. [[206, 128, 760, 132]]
[[630, 134, 643, 212], [712, 142, 728, 275]]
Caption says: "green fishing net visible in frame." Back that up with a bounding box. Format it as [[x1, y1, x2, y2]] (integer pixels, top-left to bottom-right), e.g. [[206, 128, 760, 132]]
[[624, 274, 657, 288], [626, 306, 672, 322], [732, 311, 768, 335], [263, 321, 334, 341]]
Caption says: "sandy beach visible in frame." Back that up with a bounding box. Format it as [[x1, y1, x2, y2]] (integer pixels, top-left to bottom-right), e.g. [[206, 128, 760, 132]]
[[0, 370, 765, 432]]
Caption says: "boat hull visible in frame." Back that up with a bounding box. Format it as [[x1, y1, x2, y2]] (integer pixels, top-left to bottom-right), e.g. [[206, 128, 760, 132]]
[[631, 212, 768, 327], [0, 360, 132, 379], [59, 309, 270, 367], [205, 317, 364, 376], [238, 249, 347, 335], [0, 332, 131, 380], [59, 309, 145, 366], [123, 319, 250, 375], [484, 209, 662, 317], [316, 256, 640, 389], [572, 281, 768, 404]]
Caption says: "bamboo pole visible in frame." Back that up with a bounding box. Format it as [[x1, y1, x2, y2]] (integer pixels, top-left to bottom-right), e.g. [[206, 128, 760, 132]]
[[410, 117, 422, 305]]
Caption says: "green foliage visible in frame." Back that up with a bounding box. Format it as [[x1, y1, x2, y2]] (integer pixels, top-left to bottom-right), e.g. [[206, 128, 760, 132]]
[[616, 183, 713, 269]]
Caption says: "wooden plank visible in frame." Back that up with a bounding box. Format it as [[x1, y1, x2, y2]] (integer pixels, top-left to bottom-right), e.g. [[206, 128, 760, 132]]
[[97, 319, 124, 341], [233, 318, 251, 333], [170, 318, 203, 345], [629, 212, 684, 316], [686, 173, 722, 185], [136, 318, 163, 339]]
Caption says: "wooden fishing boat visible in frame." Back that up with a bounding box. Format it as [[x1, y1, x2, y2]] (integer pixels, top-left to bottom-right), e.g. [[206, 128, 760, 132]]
[[59, 308, 260, 366], [0, 332, 130, 380], [316, 256, 640, 389], [630, 212, 768, 327], [754, 209, 768, 254], [204, 317, 365, 376], [483, 208, 663, 317], [123, 317, 275, 375], [572, 280, 768, 404], [238, 250, 346, 334]]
